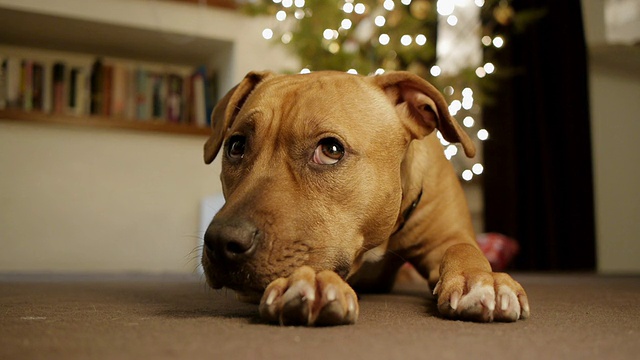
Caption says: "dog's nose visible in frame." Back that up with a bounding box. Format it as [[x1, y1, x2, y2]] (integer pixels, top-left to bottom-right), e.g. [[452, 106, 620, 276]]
[[204, 219, 260, 262]]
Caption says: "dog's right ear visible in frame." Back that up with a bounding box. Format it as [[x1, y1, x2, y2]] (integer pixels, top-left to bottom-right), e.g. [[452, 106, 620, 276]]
[[204, 71, 273, 164]]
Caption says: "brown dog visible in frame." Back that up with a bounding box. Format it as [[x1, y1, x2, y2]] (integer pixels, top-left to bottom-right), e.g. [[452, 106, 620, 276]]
[[202, 70, 529, 325]]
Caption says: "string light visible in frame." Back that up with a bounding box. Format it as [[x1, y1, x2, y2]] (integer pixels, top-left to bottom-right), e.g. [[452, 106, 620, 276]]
[[437, 0, 455, 16], [415, 34, 427, 46], [281, 32, 292, 44], [483, 62, 495, 74], [444, 86, 454, 95], [463, 116, 475, 127], [401, 35, 412, 46], [492, 36, 504, 48], [262, 28, 274, 40], [445, 144, 458, 159], [383, 0, 395, 11], [449, 99, 462, 115]]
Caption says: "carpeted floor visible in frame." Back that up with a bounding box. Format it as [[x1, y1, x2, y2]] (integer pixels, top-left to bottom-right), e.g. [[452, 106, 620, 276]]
[[1, 273, 638, 360]]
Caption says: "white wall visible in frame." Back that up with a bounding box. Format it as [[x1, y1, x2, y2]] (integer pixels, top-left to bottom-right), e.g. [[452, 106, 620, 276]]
[[0, 122, 221, 273], [589, 65, 640, 274], [583, 0, 640, 273]]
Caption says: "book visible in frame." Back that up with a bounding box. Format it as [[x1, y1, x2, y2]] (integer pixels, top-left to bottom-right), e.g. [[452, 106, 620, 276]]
[[90, 59, 104, 115], [31, 62, 44, 111], [4, 57, 20, 108], [182, 74, 193, 125], [167, 74, 183, 123], [68, 66, 88, 116], [20, 60, 33, 111], [42, 62, 52, 114], [134, 67, 149, 120], [102, 64, 113, 117], [151, 73, 166, 120], [0, 57, 6, 110], [191, 65, 218, 127], [192, 70, 206, 127], [110, 64, 128, 118], [52, 62, 66, 114]]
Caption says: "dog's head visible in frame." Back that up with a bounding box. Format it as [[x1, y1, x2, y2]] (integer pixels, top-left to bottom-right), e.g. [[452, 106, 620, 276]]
[[201, 71, 474, 300]]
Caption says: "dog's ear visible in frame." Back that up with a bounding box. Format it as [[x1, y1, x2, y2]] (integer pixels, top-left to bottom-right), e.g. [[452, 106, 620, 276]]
[[372, 71, 476, 158], [204, 71, 273, 164]]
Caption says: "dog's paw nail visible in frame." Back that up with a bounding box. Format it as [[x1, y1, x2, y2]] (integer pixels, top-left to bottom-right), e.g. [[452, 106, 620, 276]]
[[500, 294, 509, 311], [302, 290, 315, 303], [433, 281, 441, 296], [325, 286, 337, 302], [290, 281, 315, 303], [265, 289, 278, 306], [481, 294, 495, 312], [347, 294, 356, 314], [520, 295, 531, 319], [450, 291, 461, 310]]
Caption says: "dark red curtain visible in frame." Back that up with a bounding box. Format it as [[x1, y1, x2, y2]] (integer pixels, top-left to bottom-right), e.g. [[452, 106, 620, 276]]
[[482, 0, 596, 270]]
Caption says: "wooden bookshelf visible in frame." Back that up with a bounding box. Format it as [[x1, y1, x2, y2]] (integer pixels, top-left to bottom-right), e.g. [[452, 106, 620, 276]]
[[0, 108, 211, 136], [0, 0, 294, 137]]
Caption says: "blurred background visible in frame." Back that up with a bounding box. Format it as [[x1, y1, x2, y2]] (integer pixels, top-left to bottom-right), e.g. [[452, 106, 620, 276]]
[[0, 0, 638, 275]]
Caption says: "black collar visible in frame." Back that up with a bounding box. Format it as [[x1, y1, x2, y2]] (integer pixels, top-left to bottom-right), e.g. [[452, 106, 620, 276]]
[[392, 189, 423, 235]]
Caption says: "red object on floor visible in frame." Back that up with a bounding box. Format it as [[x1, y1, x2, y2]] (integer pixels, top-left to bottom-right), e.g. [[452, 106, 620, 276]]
[[476, 232, 520, 271]]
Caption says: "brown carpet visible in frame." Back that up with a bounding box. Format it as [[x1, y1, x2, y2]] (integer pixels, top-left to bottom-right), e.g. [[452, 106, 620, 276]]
[[1, 273, 638, 360]]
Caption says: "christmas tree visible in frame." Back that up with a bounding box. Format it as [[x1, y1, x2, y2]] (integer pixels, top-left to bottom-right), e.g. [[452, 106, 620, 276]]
[[242, 0, 544, 181]]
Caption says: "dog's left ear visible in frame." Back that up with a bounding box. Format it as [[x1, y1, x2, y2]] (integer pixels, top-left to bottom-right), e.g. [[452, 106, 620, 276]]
[[204, 71, 273, 164], [372, 71, 476, 158]]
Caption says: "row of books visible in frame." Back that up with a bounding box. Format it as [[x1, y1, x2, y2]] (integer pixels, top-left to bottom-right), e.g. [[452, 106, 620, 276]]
[[0, 56, 218, 127]]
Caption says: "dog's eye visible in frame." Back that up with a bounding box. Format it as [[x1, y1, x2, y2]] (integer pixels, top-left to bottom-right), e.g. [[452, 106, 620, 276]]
[[312, 138, 345, 165], [226, 136, 246, 160]]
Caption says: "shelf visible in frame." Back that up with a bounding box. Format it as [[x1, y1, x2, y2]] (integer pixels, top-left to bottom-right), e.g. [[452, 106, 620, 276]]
[[0, 6, 233, 68], [0, 108, 211, 136]]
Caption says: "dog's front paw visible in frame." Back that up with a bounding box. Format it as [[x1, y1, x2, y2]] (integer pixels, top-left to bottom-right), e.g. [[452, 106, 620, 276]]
[[433, 271, 530, 322], [259, 266, 358, 326]]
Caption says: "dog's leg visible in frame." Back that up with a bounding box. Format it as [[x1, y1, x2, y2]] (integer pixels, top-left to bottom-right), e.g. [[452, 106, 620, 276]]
[[259, 266, 359, 326], [432, 243, 530, 322]]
